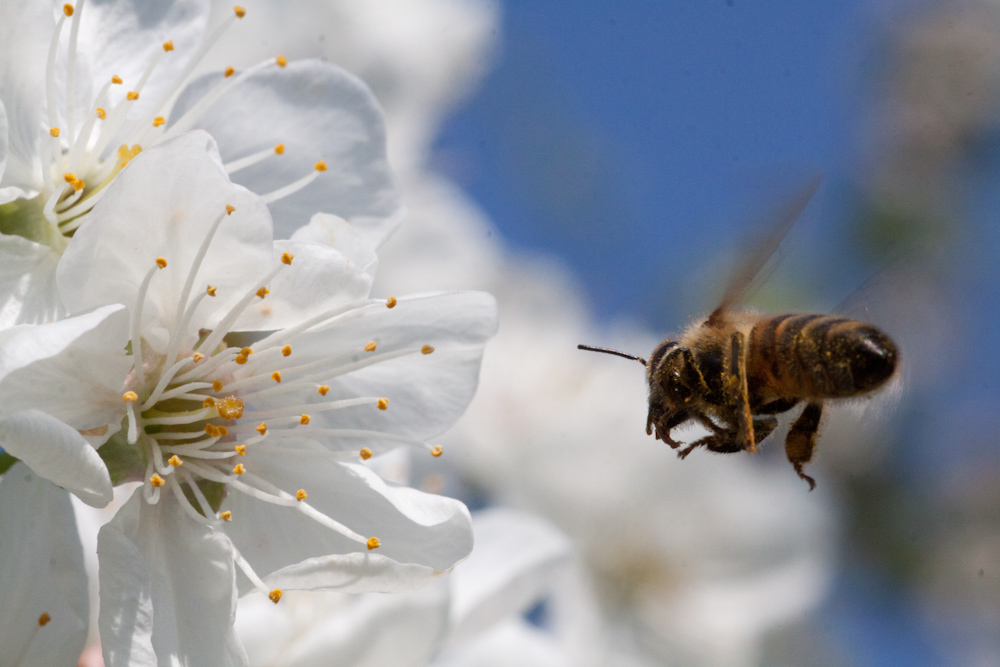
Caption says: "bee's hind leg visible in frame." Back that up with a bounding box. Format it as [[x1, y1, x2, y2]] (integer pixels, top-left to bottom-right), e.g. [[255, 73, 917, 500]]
[[785, 401, 824, 491]]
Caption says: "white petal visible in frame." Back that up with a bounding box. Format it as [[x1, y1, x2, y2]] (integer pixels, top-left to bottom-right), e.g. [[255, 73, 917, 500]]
[[171, 59, 403, 245], [56, 131, 273, 350], [0, 464, 89, 667], [0, 98, 7, 184], [446, 509, 572, 646], [224, 450, 472, 593], [0, 410, 112, 507], [0, 304, 129, 432], [290, 212, 379, 283], [433, 619, 572, 667], [98, 490, 248, 667], [0, 234, 65, 326]]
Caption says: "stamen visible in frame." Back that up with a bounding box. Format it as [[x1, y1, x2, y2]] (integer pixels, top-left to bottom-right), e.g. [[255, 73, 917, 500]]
[[360, 448, 372, 460], [377, 398, 388, 411], [224, 145, 284, 174], [153, 116, 166, 127], [271, 371, 281, 383], [235, 445, 246, 456], [168, 455, 183, 467], [39, 612, 52, 626], [256, 423, 267, 435], [220, 511, 232, 522], [274, 143, 285, 155], [258, 165, 325, 204], [150, 474, 165, 487], [256, 287, 269, 299], [367, 537, 380, 550], [296, 489, 307, 501], [276, 55, 287, 67], [233, 547, 275, 600], [282, 345, 291, 357], [96, 107, 106, 119], [233, 464, 245, 475], [421, 345, 435, 355], [386, 297, 397, 308], [269, 589, 282, 604], [131, 260, 166, 386], [365, 341, 377, 352], [65, 0, 83, 142], [299, 414, 310, 425], [50, 128, 60, 137], [225, 66, 235, 78], [431, 445, 443, 458], [317, 385, 329, 395], [126, 91, 139, 101]]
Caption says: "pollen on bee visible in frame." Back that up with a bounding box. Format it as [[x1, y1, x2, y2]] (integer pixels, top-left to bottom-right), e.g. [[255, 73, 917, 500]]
[[314, 160, 327, 172], [232, 463, 246, 476], [155, 257, 167, 269], [296, 489, 307, 501], [217, 396, 245, 420], [150, 474, 165, 487], [367, 537, 380, 550], [193, 352, 205, 363], [111, 75, 123, 84], [220, 511, 232, 522], [317, 385, 330, 396], [365, 341, 377, 352], [271, 371, 281, 383], [213, 379, 223, 392], [162, 40, 174, 52], [256, 422, 267, 435], [299, 414, 310, 425], [280, 252, 294, 265], [50, 127, 60, 137], [235, 444, 246, 456], [431, 445, 443, 458], [359, 447, 373, 460], [122, 391, 138, 402], [377, 398, 388, 411], [234, 6, 246, 18], [274, 143, 285, 155], [224, 66, 235, 78], [207, 285, 217, 297], [256, 287, 269, 299], [168, 455, 183, 467], [421, 345, 435, 355], [281, 345, 291, 357], [126, 91, 139, 101], [153, 116, 166, 127], [268, 589, 282, 604], [96, 108, 106, 119], [276, 55, 287, 67], [225, 204, 235, 215], [386, 296, 397, 309], [63, 4, 73, 16]]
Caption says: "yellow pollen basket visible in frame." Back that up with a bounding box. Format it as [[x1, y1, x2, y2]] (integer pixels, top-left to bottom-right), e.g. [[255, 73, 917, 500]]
[[216, 396, 245, 420]]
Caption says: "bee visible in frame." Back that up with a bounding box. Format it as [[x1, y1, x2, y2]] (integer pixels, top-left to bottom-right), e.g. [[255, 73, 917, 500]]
[[578, 179, 899, 490]]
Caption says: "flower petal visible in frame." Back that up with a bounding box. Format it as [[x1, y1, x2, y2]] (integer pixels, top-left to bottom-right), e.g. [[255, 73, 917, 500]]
[[289, 212, 379, 283], [0, 410, 112, 507], [98, 489, 247, 667], [0, 463, 89, 667], [0, 234, 65, 327], [171, 59, 404, 245]]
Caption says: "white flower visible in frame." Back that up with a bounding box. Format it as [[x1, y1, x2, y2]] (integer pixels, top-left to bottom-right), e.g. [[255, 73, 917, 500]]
[[0, 0, 401, 326], [0, 131, 496, 665]]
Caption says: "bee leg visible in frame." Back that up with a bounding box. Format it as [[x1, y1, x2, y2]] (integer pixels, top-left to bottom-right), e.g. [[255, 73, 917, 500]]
[[726, 331, 757, 453], [785, 401, 823, 491], [755, 398, 800, 415], [752, 415, 778, 444]]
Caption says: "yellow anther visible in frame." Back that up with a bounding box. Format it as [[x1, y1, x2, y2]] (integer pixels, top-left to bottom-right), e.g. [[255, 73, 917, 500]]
[[296, 489, 307, 501], [217, 396, 245, 420], [168, 455, 183, 467], [299, 414, 310, 425], [236, 347, 251, 356], [364, 341, 377, 352], [235, 444, 246, 456], [220, 511, 232, 522], [127, 91, 139, 101], [218, 425, 229, 436], [224, 66, 235, 78], [205, 424, 218, 437], [64, 172, 77, 183], [71, 178, 85, 191], [280, 251, 294, 265], [367, 537, 380, 550], [155, 257, 167, 269], [359, 447, 373, 460], [162, 40, 174, 52], [63, 4, 73, 17], [268, 589, 282, 604], [232, 463, 245, 476], [421, 345, 435, 355], [256, 422, 267, 435], [271, 371, 281, 383], [274, 143, 285, 155], [276, 55, 287, 67], [206, 285, 217, 296], [431, 445, 443, 458], [314, 160, 327, 172], [213, 379, 223, 392], [111, 75, 122, 84], [96, 107, 106, 119], [122, 391, 138, 402], [234, 354, 247, 365], [50, 127, 60, 137], [377, 398, 388, 411], [202, 397, 215, 408], [153, 116, 166, 127], [317, 385, 330, 396], [386, 296, 397, 309], [234, 6, 246, 18], [150, 474, 165, 487], [38, 612, 52, 626], [281, 345, 291, 357], [256, 287, 269, 298], [193, 352, 205, 362], [225, 204, 235, 215]]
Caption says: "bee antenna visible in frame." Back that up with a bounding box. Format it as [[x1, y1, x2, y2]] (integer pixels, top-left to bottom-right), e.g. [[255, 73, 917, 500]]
[[577, 344, 648, 367]]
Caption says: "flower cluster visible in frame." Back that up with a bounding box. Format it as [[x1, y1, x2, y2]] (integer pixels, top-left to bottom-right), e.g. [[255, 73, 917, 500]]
[[0, 2, 496, 665]]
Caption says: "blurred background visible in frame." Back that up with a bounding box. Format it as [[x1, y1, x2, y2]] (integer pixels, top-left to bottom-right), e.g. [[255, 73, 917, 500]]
[[208, 1, 1000, 665]]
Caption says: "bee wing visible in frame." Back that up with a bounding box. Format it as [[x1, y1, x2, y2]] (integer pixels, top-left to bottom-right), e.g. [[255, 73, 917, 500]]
[[707, 175, 823, 326]]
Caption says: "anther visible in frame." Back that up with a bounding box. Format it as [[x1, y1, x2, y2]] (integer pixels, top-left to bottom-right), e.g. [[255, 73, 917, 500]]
[[235, 445, 246, 456], [281, 345, 291, 357], [241, 347, 253, 356], [207, 285, 217, 296], [431, 445, 443, 458], [127, 91, 139, 101], [367, 537, 380, 550], [274, 143, 285, 155], [153, 116, 166, 127], [281, 251, 294, 265], [268, 589, 282, 604], [205, 424, 219, 437], [296, 489, 307, 501], [193, 352, 205, 362], [276, 55, 287, 67], [96, 108, 106, 119], [317, 385, 330, 396], [233, 464, 245, 475], [271, 371, 281, 383], [299, 414, 310, 425], [71, 179, 85, 191], [150, 474, 165, 487], [63, 4, 73, 16], [314, 160, 327, 172], [365, 341, 377, 352], [386, 296, 397, 308], [220, 511, 232, 522], [360, 448, 372, 460], [163, 40, 174, 52], [218, 426, 229, 436], [225, 204, 235, 215], [64, 173, 76, 183], [421, 345, 435, 355], [123, 391, 138, 402], [234, 6, 246, 18], [213, 379, 223, 392], [377, 398, 388, 411], [224, 66, 235, 78], [111, 75, 123, 84], [256, 423, 267, 435], [168, 455, 183, 467], [50, 128, 60, 137], [39, 612, 52, 626], [217, 396, 245, 420], [202, 397, 215, 407], [256, 287, 269, 298], [235, 354, 247, 364], [155, 257, 168, 269]]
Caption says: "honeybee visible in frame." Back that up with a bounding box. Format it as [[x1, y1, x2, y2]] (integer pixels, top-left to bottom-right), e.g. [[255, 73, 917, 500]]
[[579, 179, 899, 490]]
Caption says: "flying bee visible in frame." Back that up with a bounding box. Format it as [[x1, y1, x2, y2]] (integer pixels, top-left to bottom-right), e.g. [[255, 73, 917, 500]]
[[578, 178, 899, 490]]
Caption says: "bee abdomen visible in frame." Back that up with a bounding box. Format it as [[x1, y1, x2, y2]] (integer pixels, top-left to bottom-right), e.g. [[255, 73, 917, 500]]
[[749, 314, 898, 399]]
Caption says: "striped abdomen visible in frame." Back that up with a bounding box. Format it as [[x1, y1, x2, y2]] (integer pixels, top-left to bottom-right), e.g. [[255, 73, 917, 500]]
[[747, 314, 898, 400]]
